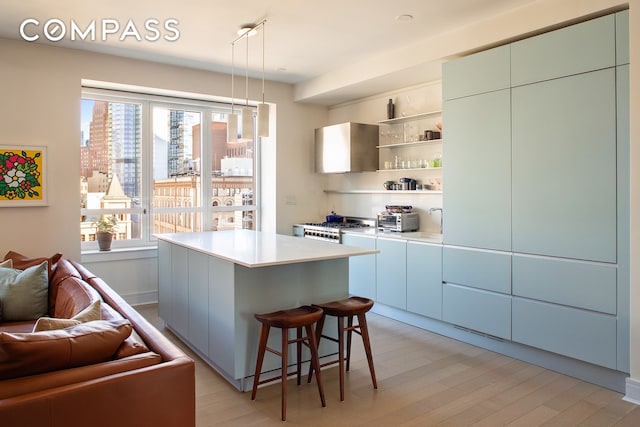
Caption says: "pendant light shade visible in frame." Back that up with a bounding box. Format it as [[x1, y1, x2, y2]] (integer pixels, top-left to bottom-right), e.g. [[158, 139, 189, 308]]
[[241, 106, 253, 138], [257, 103, 270, 137]]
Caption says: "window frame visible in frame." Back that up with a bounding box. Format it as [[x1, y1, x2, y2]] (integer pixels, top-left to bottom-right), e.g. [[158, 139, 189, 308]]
[[80, 87, 260, 252]]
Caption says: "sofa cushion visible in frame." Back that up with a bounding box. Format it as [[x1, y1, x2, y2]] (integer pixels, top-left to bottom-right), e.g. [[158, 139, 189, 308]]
[[48, 258, 81, 315], [0, 351, 162, 400], [100, 302, 150, 358], [0, 319, 133, 380], [32, 300, 102, 332], [0, 261, 48, 322], [2, 250, 62, 281], [54, 276, 101, 319]]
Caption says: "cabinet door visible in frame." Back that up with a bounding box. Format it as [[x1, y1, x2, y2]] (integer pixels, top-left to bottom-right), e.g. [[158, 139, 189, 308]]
[[512, 297, 616, 369], [406, 242, 442, 319], [616, 10, 629, 65], [443, 45, 510, 100], [511, 14, 615, 86], [170, 244, 189, 338], [157, 240, 172, 323], [442, 283, 511, 340], [342, 234, 376, 300], [443, 89, 511, 251], [376, 238, 406, 309], [188, 250, 209, 354], [512, 69, 617, 262], [443, 246, 511, 294]]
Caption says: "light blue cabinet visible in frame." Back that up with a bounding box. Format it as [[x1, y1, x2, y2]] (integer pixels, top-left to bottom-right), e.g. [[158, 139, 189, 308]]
[[616, 10, 629, 65], [443, 246, 511, 294], [443, 89, 511, 251], [442, 45, 510, 100], [342, 233, 377, 300], [512, 69, 617, 262], [512, 297, 617, 369], [170, 244, 189, 338], [187, 250, 209, 353], [511, 14, 615, 86], [512, 254, 617, 314], [376, 238, 406, 309], [157, 240, 172, 323], [617, 64, 630, 372], [406, 241, 442, 319], [442, 283, 511, 340]]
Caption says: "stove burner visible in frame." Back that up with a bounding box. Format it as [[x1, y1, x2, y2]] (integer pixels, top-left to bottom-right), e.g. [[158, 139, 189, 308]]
[[301, 219, 372, 243]]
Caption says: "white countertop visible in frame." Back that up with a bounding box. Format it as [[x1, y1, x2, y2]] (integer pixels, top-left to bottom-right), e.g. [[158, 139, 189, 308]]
[[156, 230, 379, 268], [342, 228, 443, 244]]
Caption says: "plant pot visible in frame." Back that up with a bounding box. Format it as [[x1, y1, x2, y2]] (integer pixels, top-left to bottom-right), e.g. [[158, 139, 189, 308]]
[[96, 232, 113, 251]]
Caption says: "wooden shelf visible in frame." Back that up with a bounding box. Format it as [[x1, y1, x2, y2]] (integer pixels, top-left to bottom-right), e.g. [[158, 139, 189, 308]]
[[324, 190, 443, 195], [378, 111, 442, 125], [377, 167, 442, 172], [377, 139, 443, 148]]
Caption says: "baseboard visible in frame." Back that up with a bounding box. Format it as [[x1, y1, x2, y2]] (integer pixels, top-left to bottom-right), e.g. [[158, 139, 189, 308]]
[[624, 377, 640, 405], [124, 291, 158, 306]]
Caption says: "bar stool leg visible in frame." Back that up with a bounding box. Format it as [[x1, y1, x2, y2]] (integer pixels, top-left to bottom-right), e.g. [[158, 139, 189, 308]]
[[296, 327, 303, 386], [306, 314, 325, 383], [281, 328, 288, 421], [251, 324, 270, 401], [306, 323, 326, 407], [346, 315, 354, 372], [337, 315, 345, 401], [357, 313, 377, 389]]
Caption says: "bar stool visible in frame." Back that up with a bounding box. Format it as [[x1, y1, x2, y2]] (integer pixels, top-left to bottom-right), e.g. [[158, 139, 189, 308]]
[[251, 305, 326, 421], [307, 296, 377, 401]]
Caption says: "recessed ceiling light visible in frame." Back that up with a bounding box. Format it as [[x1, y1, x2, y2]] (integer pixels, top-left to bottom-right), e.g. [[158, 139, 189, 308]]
[[396, 14, 414, 22]]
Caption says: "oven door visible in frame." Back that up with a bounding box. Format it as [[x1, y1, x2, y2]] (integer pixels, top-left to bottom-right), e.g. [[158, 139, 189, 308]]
[[377, 214, 399, 231]]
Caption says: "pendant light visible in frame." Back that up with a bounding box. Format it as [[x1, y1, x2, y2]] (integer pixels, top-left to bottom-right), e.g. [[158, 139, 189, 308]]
[[257, 21, 270, 137], [241, 29, 253, 139], [227, 42, 238, 143]]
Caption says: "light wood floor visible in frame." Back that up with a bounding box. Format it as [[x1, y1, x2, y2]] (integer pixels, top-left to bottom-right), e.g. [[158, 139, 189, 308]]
[[136, 304, 640, 426]]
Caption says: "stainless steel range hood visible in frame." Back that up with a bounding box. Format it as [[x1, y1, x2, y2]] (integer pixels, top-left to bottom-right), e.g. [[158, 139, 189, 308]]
[[315, 122, 379, 173]]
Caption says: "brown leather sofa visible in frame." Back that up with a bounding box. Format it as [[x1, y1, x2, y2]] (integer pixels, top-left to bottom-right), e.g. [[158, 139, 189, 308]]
[[0, 253, 195, 427]]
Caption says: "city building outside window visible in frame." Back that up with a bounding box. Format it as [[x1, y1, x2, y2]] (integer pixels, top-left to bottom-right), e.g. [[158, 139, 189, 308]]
[[80, 88, 259, 252]]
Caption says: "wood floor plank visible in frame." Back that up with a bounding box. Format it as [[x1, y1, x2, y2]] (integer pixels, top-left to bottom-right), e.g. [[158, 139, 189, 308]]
[[135, 304, 640, 426]]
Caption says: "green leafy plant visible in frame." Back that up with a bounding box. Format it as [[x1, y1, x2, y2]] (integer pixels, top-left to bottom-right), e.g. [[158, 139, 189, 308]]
[[93, 215, 119, 234]]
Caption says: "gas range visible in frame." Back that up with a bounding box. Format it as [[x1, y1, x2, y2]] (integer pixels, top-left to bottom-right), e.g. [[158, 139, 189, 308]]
[[301, 217, 375, 243]]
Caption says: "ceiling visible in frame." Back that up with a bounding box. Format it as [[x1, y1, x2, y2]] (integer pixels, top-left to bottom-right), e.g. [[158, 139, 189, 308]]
[[0, 0, 538, 105]]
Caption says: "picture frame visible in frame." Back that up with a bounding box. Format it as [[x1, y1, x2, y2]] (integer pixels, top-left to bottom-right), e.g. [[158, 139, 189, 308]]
[[0, 145, 48, 207]]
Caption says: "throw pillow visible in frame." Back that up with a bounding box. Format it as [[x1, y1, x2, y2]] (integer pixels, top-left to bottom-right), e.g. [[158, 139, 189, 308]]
[[2, 250, 63, 280], [0, 259, 12, 268], [0, 319, 133, 380], [32, 300, 102, 332], [0, 261, 48, 321]]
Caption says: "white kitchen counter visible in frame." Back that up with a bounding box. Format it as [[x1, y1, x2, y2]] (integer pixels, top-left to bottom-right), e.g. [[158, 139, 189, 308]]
[[156, 229, 378, 391], [342, 228, 443, 244], [156, 229, 378, 267]]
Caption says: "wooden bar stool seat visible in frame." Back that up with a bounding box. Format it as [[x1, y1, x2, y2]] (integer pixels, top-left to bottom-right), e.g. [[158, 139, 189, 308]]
[[251, 305, 326, 421], [308, 296, 377, 401]]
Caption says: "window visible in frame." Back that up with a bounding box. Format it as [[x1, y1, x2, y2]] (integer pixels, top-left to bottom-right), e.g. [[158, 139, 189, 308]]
[[80, 89, 259, 251]]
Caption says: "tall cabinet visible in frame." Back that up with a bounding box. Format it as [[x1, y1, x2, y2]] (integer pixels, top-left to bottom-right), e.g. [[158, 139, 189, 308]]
[[442, 11, 629, 372]]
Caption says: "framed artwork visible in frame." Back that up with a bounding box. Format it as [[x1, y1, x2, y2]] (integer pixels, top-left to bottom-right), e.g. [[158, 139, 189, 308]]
[[0, 145, 48, 207]]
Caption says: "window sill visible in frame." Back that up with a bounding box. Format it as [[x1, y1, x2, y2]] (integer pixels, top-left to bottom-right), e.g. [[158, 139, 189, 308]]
[[81, 246, 158, 263]]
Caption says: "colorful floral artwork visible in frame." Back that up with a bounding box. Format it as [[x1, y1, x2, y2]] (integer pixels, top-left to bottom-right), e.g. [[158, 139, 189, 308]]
[[0, 146, 47, 206]]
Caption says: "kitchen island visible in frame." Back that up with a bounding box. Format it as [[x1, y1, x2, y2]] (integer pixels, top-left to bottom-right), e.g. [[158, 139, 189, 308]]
[[156, 230, 378, 391]]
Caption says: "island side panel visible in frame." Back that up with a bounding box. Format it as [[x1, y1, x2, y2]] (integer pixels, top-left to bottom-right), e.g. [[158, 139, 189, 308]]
[[208, 254, 236, 379], [235, 258, 349, 380]]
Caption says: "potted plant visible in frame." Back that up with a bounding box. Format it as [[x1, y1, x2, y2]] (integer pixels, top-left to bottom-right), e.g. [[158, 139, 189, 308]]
[[93, 215, 118, 251]]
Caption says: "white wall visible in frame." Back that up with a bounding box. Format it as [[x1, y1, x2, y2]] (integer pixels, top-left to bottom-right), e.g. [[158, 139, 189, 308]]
[[0, 39, 327, 302]]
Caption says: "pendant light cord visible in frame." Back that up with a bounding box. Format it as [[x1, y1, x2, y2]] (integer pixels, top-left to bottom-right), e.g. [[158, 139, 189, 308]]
[[230, 42, 235, 114], [245, 33, 249, 107], [261, 23, 265, 104]]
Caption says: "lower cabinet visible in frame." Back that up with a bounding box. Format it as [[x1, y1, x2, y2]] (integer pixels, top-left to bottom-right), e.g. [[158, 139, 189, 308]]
[[341, 233, 376, 300], [376, 238, 407, 310], [442, 283, 512, 340], [512, 297, 616, 369], [406, 241, 443, 319]]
